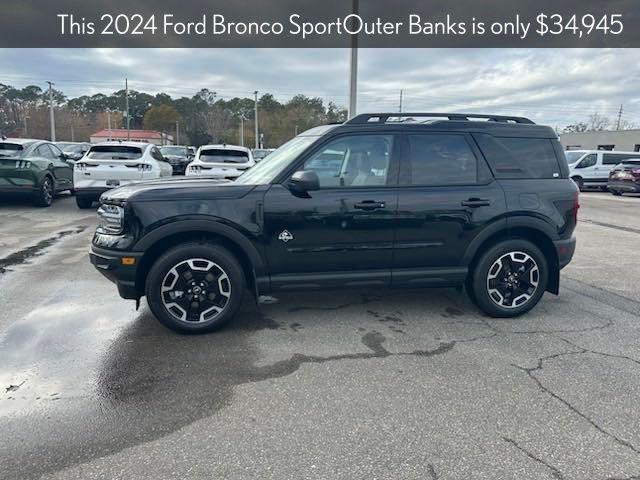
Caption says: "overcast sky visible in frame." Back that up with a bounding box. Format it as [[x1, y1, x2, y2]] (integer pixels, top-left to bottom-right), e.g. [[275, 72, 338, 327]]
[[0, 48, 638, 129]]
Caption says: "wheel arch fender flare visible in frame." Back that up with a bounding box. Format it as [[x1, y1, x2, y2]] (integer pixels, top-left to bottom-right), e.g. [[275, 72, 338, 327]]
[[134, 218, 266, 274]]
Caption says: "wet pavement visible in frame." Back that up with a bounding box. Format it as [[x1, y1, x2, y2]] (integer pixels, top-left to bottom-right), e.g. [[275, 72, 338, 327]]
[[1, 192, 640, 479]]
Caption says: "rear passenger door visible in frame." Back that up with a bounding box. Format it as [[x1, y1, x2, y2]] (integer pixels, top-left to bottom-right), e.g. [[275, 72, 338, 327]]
[[392, 133, 506, 287]]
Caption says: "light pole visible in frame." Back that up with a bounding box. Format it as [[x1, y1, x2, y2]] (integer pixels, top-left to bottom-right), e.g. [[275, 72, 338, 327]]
[[125, 78, 130, 140], [46, 81, 56, 141], [254, 91, 259, 149], [23, 115, 29, 137], [348, 0, 359, 119], [239, 115, 245, 147]]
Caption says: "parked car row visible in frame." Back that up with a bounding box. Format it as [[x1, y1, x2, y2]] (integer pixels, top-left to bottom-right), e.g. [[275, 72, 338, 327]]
[[0, 136, 269, 207]]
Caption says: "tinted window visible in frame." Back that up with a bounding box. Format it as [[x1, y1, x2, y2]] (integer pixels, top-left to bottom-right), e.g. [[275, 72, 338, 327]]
[[476, 136, 560, 179], [48, 144, 63, 157], [160, 146, 188, 156], [87, 146, 143, 160], [302, 135, 393, 188], [576, 154, 597, 168], [151, 147, 165, 161], [200, 149, 249, 164], [403, 134, 477, 186], [0, 143, 24, 157], [603, 153, 639, 165], [36, 144, 57, 159]]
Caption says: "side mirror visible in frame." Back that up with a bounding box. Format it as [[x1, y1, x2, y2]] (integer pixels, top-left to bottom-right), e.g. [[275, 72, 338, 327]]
[[289, 170, 319, 195]]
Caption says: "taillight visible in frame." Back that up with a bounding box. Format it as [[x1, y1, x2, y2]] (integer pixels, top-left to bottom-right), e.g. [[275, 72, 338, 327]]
[[632, 168, 640, 177], [573, 191, 580, 223], [75, 162, 87, 171], [137, 164, 152, 172], [189, 165, 201, 174]]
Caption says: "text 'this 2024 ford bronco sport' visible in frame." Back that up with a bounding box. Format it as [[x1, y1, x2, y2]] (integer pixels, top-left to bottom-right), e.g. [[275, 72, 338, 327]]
[[90, 113, 578, 333]]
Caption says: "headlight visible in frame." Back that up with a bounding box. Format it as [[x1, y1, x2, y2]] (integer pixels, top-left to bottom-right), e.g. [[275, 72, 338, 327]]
[[97, 204, 124, 235]]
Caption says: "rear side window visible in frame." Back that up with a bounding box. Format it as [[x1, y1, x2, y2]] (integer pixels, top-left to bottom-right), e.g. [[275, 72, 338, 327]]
[[474, 135, 561, 179], [603, 153, 640, 165], [402, 134, 479, 186], [200, 149, 249, 163], [87, 146, 143, 160]]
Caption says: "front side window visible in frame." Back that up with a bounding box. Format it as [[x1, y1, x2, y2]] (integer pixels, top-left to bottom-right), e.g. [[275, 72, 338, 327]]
[[402, 134, 478, 186], [301, 135, 393, 188], [576, 154, 597, 168]]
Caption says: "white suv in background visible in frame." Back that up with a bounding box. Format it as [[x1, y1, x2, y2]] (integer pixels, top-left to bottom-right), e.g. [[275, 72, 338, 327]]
[[565, 149, 640, 190], [74, 142, 173, 208], [186, 144, 255, 179]]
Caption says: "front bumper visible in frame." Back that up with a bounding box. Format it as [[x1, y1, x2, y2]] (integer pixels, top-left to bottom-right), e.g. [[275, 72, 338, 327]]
[[554, 235, 576, 270], [89, 245, 143, 299]]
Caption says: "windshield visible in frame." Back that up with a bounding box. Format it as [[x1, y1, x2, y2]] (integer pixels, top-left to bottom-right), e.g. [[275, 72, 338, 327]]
[[564, 151, 585, 164], [0, 143, 24, 157], [87, 146, 143, 160], [235, 135, 318, 185], [160, 146, 187, 156], [199, 149, 249, 164]]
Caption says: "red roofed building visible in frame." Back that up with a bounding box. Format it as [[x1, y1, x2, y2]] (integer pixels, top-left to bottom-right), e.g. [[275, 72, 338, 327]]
[[90, 129, 174, 146]]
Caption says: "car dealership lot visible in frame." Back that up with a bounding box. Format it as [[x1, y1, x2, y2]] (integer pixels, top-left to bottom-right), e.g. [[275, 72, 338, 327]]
[[1, 192, 640, 479]]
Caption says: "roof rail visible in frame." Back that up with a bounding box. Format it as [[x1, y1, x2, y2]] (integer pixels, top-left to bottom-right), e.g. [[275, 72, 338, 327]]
[[345, 113, 535, 125]]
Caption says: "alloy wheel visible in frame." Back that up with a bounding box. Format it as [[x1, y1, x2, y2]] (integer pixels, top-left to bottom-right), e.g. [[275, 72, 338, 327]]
[[486, 251, 539, 309], [161, 258, 231, 323], [42, 178, 53, 205]]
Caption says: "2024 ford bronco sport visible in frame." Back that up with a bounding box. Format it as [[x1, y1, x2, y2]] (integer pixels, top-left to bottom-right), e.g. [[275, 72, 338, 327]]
[[90, 113, 578, 333]]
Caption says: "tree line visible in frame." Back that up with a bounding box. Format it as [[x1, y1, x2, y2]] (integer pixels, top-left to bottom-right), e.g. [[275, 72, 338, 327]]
[[0, 83, 347, 147]]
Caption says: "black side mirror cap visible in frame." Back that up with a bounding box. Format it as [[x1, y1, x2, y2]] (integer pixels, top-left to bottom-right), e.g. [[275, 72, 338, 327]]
[[289, 170, 320, 195]]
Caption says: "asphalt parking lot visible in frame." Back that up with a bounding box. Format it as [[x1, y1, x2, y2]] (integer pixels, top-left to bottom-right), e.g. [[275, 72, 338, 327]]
[[1, 191, 640, 480]]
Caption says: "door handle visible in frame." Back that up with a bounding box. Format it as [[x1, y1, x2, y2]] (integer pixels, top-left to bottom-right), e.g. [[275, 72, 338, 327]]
[[461, 198, 491, 208], [354, 200, 386, 210]]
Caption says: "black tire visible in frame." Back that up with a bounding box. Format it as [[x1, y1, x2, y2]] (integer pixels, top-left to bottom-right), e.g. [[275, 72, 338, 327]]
[[145, 242, 245, 333], [75, 196, 93, 209], [571, 176, 584, 191], [34, 176, 54, 207], [469, 239, 548, 318], [611, 190, 623, 196]]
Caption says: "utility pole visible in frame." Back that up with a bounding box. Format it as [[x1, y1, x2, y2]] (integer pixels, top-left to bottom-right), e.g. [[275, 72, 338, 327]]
[[616, 104, 624, 130], [23, 116, 29, 137], [294, 125, 298, 136], [107, 109, 112, 140], [125, 78, 130, 140], [348, 0, 359, 119], [175, 121, 179, 145], [254, 91, 259, 149], [71, 124, 75, 142], [399, 89, 403, 113], [239, 116, 245, 147], [46, 81, 56, 141]]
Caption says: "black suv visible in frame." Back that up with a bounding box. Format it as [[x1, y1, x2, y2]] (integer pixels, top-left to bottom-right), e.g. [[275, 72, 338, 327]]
[[90, 113, 578, 333]]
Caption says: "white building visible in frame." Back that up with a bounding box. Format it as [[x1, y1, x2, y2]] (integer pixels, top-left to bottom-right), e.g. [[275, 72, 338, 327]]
[[560, 129, 640, 152]]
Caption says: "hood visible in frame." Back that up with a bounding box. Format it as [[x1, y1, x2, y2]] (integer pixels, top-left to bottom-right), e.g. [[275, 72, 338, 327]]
[[100, 176, 257, 204]]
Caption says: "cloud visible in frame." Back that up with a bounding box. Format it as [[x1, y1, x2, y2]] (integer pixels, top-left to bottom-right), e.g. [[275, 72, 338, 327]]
[[0, 48, 638, 127]]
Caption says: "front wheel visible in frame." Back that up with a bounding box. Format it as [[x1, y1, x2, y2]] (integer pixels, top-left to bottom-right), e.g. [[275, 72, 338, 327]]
[[470, 240, 548, 318], [145, 243, 245, 333]]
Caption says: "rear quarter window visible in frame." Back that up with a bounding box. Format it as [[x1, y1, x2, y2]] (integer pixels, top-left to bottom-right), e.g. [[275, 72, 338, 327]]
[[473, 134, 561, 179]]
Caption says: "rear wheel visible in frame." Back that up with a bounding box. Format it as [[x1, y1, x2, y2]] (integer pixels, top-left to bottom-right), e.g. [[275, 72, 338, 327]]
[[470, 239, 548, 318], [75, 196, 93, 209], [34, 176, 54, 207], [146, 243, 245, 333]]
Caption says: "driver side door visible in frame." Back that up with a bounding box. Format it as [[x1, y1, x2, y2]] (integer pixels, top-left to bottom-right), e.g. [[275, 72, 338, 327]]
[[262, 133, 399, 291]]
